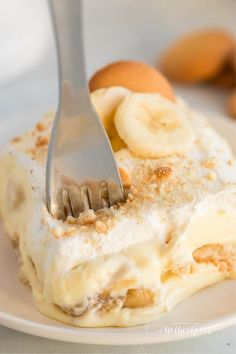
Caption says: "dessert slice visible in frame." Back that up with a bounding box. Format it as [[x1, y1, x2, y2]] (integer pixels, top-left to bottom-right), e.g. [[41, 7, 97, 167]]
[[0, 88, 236, 327]]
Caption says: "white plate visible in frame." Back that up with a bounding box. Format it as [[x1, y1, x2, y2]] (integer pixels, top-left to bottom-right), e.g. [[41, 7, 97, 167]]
[[0, 114, 236, 345]]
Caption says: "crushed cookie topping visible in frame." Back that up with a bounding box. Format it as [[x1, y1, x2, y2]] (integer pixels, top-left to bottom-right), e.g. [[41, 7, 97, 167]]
[[52, 226, 64, 239], [35, 136, 49, 147], [95, 220, 108, 233], [52, 225, 77, 239], [202, 159, 217, 169], [10, 115, 53, 165], [36, 122, 46, 132], [127, 193, 134, 201], [65, 208, 115, 234], [63, 227, 77, 237], [26, 148, 37, 156], [151, 166, 172, 181], [65, 216, 76, 224], [119, 167, 132, 189], [78, 210, 97, 225], [11, 136, 21, 143], [206, 171, 217, 181]]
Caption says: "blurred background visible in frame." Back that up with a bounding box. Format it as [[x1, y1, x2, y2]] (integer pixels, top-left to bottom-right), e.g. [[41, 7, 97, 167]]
[[0, 0, 236, 144]]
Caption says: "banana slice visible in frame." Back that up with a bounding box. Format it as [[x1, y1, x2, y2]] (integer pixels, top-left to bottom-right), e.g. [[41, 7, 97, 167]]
[[114, 93, 194, 158], [91, 87, 129, 151]]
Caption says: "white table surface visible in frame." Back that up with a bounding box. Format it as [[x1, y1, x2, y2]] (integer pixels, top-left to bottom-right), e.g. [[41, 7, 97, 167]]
[[1, 0, 236, 352]]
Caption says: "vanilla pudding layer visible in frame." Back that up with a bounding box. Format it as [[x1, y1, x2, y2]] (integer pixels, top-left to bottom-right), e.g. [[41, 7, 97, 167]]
[[0, 98, 236, 327]]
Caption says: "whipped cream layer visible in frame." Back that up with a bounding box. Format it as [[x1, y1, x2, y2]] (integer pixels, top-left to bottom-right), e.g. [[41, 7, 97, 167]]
[[0, 99, 236, 327]]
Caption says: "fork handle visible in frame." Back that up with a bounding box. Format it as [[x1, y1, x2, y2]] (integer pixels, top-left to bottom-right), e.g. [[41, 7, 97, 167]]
[[49, 0, 87, 98]]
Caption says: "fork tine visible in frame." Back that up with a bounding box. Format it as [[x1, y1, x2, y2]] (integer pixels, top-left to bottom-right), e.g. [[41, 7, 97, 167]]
[[100, 182, 110, 209], [62, 189, 73, 217], [107, 182, 125, 207], [80, 186, 91, 211], [87, 184, 101, 211], [67, 185, 83, 218]]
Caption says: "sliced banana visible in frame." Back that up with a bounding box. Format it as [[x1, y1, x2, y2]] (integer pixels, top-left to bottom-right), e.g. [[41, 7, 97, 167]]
[[90, 87, 129, 151], [114, 93, 194, 158]]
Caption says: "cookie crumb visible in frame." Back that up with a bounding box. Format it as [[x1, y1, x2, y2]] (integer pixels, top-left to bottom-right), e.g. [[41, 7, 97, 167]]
[[152, 166, 172, 180], [35, 136, 49, 147], [36, 123, 46, 132], [119, 167, 132, 189], [11, 136, 21, 143], [202, 159, 216, 169], [95, 220, 108, 233]]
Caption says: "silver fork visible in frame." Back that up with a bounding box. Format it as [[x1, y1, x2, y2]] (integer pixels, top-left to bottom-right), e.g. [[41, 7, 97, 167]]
[[46, 0, 124, 220]]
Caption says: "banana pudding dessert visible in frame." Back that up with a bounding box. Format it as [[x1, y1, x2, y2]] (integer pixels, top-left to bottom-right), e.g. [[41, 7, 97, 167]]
[[0, 61, 236, 327]]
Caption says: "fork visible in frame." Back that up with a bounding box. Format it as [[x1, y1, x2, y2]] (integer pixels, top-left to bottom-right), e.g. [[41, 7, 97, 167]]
[[46, 0, 124, 220]]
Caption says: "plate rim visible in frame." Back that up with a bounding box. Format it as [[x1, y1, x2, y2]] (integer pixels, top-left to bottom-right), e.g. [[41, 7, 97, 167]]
[[1, 309, 236, 345]]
